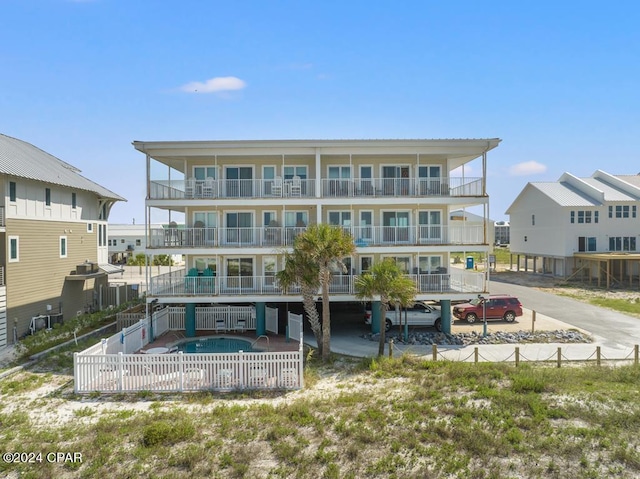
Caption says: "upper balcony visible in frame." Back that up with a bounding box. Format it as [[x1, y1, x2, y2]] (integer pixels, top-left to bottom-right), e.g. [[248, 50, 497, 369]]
[[148, 269, 486, 299], [148, 224, 486, 249], [149, 177, 483, 201]]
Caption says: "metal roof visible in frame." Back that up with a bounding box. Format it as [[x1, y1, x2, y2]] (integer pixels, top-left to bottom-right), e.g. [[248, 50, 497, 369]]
[[616, 174, 640, 188], [581, 177, 637, 202], [0, 133, 125, 201], [530, 182, 602, 207]]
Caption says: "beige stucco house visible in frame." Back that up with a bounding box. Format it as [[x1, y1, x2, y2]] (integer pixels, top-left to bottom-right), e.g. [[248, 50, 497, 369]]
[[134, 138, 500, 334]]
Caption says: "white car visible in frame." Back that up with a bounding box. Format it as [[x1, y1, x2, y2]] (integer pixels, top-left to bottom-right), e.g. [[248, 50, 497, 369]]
[[364, 301, 442, 332]]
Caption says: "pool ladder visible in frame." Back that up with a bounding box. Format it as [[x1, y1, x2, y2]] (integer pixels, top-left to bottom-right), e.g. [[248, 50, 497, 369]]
[[251, 335, 270, 352]]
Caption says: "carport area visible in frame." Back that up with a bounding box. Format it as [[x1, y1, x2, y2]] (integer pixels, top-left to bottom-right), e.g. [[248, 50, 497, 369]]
[[569, 252, 640, 289]]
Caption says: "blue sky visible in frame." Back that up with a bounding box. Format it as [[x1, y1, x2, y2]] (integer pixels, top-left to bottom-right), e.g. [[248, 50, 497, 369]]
[[1, 1, 638, 224]]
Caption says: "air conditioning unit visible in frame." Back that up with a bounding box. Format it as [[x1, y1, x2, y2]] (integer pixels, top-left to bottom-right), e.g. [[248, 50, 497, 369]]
[[76, 262, 98, 275]]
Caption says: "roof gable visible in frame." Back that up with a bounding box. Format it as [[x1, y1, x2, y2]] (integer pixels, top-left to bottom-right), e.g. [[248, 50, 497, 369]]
[[0, 133, 125, 201]]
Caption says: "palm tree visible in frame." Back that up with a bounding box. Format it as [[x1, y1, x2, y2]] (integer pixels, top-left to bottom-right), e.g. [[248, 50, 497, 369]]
[[282, 224, 356, 361], [275, 248, 324, 357], [355, 258, 417, 357], [293, 224, 356, 362]]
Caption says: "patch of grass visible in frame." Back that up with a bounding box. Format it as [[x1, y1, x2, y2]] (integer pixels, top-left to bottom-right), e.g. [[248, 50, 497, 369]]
[[590, 297, 640, 316]]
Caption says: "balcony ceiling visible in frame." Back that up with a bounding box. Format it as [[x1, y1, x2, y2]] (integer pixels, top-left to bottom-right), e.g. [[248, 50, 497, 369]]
[[133, 138, 501, 173]]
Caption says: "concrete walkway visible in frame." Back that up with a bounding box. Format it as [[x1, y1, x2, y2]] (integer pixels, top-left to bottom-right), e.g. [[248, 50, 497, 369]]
[[308, 307, 639, 364]]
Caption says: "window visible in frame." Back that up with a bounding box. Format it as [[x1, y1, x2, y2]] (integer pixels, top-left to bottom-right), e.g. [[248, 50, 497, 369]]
[[9, 181, 16, 202], [609, 236, 637, 252], [360, 256, 373, 273], [60, 236, 67, 258], [418, 255, 443, 273], [72, 192, 77, 209], [87, 223, 93, 233], [532, 214, 535, 226], [284, 211, 308, 227], [634, 206, 637, 218], [283, 166, 307, 180], [45, 188, 51, 206], [136, 239, 141, 246], [579, 237, 597, 252], [9, 236, 19, 262], [263, 211, 277, 227], [611, 205, 631, 218], [574, 210, 596, 224], [328, 211, 351, 227], [194, 166, 217, 180]]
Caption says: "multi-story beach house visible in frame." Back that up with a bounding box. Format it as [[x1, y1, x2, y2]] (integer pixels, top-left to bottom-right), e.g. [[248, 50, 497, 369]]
[[0, 133, 125, 345], [135, 138, 500, 333], [506, 170, 640, 286]]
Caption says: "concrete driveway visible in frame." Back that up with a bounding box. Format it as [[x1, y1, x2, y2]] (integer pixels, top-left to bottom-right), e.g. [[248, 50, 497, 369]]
[[489, 278, 640, 350]]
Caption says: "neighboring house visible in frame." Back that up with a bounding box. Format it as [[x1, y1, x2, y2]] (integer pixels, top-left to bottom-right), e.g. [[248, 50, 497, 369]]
[[0, 133, 125, 345], [494, 220, 510, 245], [134, 138, 500, 330], [506, 170, 640, 285], [108, 223, 182, 265]]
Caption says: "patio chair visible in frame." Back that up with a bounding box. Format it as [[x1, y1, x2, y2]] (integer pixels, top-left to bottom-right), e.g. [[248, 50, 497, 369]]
[[279, 368, 299, 388], [214, 369, 236, 389], [289, 175, 302, 196], [233, 318, 247, 332], [271, 176, 283, 196], [202, 177, 216, 197], [185, 177, 196, 198]]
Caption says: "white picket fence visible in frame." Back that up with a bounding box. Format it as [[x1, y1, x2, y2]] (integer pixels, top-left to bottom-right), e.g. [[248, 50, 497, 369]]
[[74, 346, 304, 393], [165, 306, 256, 331], [74, 305, 305, 393], [266, 306, 278, 334]]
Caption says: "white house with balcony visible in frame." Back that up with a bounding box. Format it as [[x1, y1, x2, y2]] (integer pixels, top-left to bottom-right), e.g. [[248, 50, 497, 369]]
[[506, 170, 640, 287], [134, 138, 500, 335]]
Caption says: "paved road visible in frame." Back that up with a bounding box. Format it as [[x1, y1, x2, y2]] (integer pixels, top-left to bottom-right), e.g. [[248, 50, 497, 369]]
[[490, 278, 640, 350]]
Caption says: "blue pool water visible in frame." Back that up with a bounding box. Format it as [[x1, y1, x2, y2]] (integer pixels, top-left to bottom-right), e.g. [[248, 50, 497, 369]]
[[176, 337, 258, 353]]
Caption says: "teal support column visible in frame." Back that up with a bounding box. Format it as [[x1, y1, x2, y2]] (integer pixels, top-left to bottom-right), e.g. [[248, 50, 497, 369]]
[[255, 302, 266, 336], [371, 300, 381, 334], [185, 303, 196, 337], [440, 299, 452, 335]]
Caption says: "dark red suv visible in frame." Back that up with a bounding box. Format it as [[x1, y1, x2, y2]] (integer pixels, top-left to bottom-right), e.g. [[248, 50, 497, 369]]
[[452, 295, 523, 323]]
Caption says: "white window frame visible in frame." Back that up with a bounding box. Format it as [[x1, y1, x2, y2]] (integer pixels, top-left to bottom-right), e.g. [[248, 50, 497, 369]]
[[327, 210, 352, 226], [8, 236, 19, 262], [60, 236, 67, 258], [193, 165, 218, 180], [87, 223, 94, 233]]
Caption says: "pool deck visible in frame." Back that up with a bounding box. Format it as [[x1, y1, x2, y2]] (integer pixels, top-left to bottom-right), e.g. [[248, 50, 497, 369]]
[[140, 330, 301, 353]]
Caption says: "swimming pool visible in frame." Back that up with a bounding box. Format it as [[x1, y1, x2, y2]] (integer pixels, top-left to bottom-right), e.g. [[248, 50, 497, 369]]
[[175, 337, 260, 353]]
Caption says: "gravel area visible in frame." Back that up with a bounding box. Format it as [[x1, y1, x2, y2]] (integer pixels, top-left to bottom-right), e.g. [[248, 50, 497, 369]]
[[363, 329, 593, 346]]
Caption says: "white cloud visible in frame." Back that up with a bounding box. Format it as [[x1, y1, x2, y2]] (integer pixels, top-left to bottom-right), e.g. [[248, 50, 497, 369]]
[[509, 161, 547, 176], [179, 76, 246, 94]]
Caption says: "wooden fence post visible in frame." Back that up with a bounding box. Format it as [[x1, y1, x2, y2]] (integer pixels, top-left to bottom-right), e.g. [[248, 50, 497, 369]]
[[596, 346, 601, 367], [432, 344, 437, 361], [515, 347, 520, 367], [557, 347, 561, 368], [531, 310, 536, 334], [389, 339, 393, 359], [635, 345, 639, 366], [474, 347, 479, 364]]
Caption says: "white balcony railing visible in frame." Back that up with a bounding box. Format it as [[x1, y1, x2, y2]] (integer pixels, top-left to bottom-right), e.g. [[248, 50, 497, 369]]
[[148, 176, 483, 200], [149, 224, 485, 249], [149, 270, 486, 297]]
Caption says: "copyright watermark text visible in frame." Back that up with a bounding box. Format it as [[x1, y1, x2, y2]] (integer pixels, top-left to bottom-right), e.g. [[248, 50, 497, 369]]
[[3, 452, 83, 464]]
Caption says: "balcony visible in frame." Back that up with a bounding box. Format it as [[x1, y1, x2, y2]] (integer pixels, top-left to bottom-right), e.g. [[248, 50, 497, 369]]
[[148, 224, 485, 249], [148, 176, 483, 200], [148, 270, 485, 298]]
